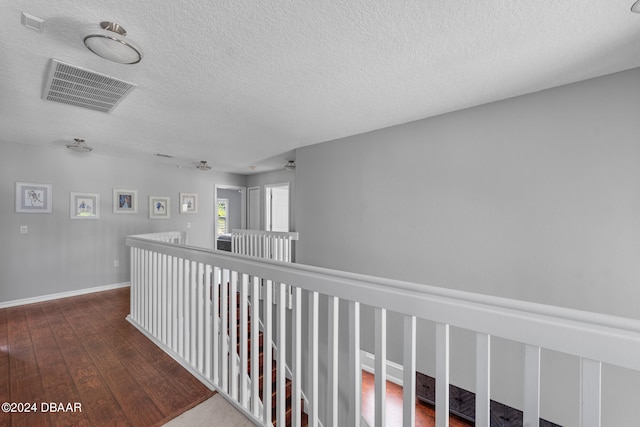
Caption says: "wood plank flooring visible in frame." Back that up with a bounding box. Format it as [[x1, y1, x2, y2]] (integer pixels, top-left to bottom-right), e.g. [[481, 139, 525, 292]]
[[0, 287, 214, 427], [361, 370, 473, 427], [1, 286, 475, 427]]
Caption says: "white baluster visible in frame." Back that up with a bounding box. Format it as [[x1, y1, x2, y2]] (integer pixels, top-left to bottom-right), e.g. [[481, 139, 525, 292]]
[[524, 345, 540, 427], [276, 282, 287, 426], [263, 280, 273, 424], [230, 271, 238, 399], [204, 264, 212, 380], [151, 251, 158, 336], [436, 323, 449, 427], [166, 255, 173, 350], [161, 254, 167, 345], [251, 276, 260, 418], [310, 291, 319, 427], [239, 274, 249, 407], [212, 266, 221, 387], [172, 256, 179, 353], [403, 315, 416, 427], [177, 258, 184, 358], [475, 333, 491, 427], [292, 286, 302, 427], [349, 300, 361, 427], [196, 262, 205, 373], [190, 261, 197, 367], [221, 269, 229, 393], [580, 358, 601, 427], [375, 307, 387, 427], [130, 248, 137, 321], [183, 259, 191, 362], [327, 296, 339, 427]]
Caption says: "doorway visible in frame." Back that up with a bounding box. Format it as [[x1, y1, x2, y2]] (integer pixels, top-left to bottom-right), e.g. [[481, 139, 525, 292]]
[[214, 185, 246, 249]]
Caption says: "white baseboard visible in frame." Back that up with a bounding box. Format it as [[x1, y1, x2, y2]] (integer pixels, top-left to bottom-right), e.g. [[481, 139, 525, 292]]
[[360, 350, 404, 386], [0, 282, 130, 309]]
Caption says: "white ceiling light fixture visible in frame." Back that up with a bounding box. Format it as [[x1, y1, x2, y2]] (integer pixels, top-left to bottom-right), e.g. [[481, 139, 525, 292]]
[[632, 0, 640, 13], [66, 138, 93, 152], [83, 22, 143, 64], [284, 160, 296, 170], [196, 160, 212, 171]]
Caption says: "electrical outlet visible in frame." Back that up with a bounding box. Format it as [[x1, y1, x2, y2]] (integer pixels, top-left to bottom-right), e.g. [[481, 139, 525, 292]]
[[114, 260, 119, 268], [20, 226, 28, 234]]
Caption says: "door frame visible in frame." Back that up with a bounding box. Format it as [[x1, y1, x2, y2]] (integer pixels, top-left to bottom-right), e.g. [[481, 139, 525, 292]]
[[214, 184, 246, 248]]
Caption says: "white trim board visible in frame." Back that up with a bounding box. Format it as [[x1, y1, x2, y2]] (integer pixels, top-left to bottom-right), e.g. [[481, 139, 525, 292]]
[[360, 350, 404, 386], [0, 282, 130, 309]]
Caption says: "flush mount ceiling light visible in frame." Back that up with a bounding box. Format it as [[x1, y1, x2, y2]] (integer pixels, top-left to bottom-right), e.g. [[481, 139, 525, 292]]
[[66, 138, 93, 152], [284, 160, 296, 170], [83, 22, 143, 64], [196, 161, 212, 171], [632, 0, 640, 12]]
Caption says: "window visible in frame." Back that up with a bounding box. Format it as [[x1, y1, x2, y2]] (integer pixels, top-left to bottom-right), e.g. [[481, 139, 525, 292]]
[[217, 199, 228, 234]]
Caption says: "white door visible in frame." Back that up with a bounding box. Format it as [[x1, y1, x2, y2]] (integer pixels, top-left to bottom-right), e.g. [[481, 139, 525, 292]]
[[265, 183, 289, 232]]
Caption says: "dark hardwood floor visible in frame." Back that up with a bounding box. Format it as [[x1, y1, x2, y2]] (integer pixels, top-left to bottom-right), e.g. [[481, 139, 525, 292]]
[[361, 370, 473, 427], [0, 287, 214, 427], [0, 286, 475, 427]]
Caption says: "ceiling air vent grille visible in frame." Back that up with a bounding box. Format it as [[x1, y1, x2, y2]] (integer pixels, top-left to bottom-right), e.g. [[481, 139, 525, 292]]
[[42, 59, 137, 113]]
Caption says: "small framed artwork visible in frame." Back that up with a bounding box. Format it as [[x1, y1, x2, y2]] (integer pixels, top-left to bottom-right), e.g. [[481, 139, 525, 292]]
[[113, 188, 138, 214], [70, 192, 100, 219], [179, 192, 198, 213], [149, 196, 170, 219], [16, 182, 52, 213]]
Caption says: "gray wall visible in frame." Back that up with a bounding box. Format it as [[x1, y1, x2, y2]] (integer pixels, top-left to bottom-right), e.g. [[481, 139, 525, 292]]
[[0, 141, 246, 304], [295, 68, 640, 426]]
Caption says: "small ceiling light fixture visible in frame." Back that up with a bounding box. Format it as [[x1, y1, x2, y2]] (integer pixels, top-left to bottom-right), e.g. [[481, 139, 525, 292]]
[[284, 160, 296, 171], [66, 138, 93, 152], [632, 0, 640, 12], [84, 21, 143, 64], [196, 160, 212, 171]]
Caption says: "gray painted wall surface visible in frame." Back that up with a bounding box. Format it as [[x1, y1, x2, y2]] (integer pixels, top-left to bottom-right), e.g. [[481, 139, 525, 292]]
[[0, 141, 245, 304], [295, 68, 640, 426]]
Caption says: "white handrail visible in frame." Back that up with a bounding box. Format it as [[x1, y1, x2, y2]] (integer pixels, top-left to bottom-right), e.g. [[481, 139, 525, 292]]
[[129, 230, 186, 244], [126, 233, 640, 426]]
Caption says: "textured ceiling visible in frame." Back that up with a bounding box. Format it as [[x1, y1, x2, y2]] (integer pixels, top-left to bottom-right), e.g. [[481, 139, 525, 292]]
[[2, 1, 640, 174]]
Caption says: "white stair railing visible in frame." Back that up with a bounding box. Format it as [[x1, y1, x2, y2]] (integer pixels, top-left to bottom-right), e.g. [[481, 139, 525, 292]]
[[231, 229, 299, 262], [127, 232, 640, 427]]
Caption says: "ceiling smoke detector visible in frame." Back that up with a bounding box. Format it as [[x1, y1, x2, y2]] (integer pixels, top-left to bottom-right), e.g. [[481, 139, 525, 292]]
[[84, 21, 143, 64], [196, 160, 212, 171], [66, 138, 93, 153]]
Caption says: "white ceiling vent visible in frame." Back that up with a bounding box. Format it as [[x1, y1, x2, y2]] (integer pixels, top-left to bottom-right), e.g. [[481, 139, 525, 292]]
[[42, 59, 137, 113]]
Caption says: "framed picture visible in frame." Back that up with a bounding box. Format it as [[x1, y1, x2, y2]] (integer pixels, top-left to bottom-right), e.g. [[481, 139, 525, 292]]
[[113, 189, 138, 214], [70, 192, 100, 219], [179, 192, 198, 213], [16, 182, 52, 213], [149, 196, 170, 219]]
